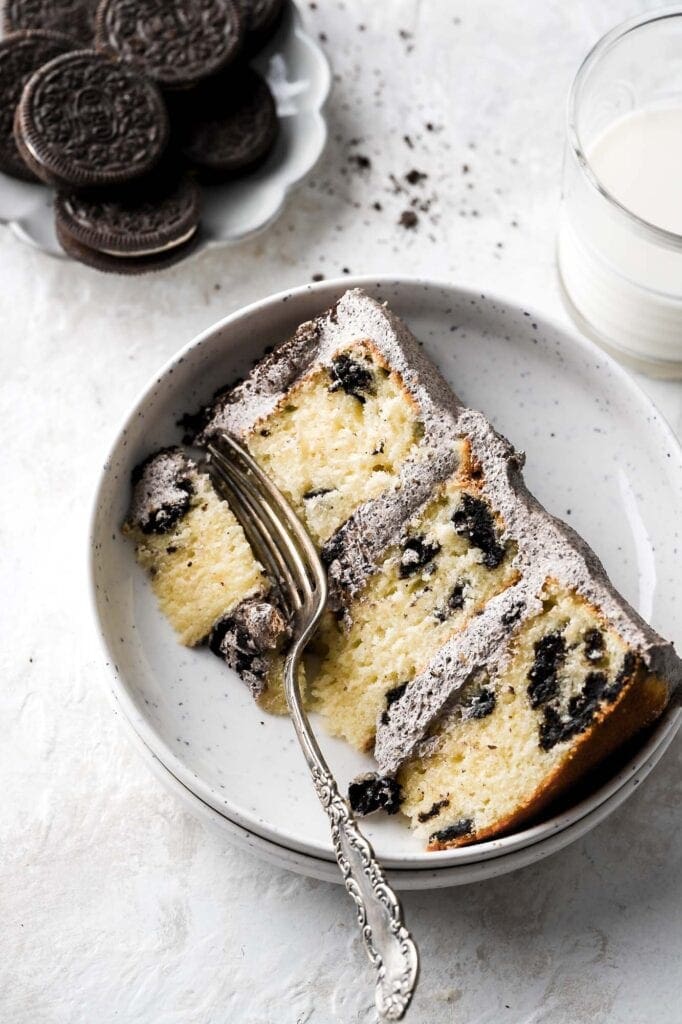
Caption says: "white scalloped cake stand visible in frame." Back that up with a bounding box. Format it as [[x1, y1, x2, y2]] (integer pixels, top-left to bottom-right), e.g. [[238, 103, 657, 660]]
[[0, 1, 331, 258]]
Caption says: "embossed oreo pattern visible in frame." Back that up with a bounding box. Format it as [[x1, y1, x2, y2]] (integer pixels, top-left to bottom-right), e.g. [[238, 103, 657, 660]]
[[2, 0, 98, 45], [95, 0, 244, 88], [16, 51, 169, 186], [55, 174, 201, 254], [181, 67, 277, 174], [0, 30, 73, 181]]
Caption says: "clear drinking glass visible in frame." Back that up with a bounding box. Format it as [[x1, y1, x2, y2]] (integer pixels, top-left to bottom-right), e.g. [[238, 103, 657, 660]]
[[558, 10, 682, 377]]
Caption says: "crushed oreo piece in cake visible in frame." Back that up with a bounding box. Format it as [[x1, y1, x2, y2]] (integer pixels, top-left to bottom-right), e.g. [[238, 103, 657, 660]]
[[539, 657, 636, 751], [603, 651, 638, 702], [540, 685, 600, 751], [129, 447, 194, 535], [417, 798, 449, 823], [584, 628, 605, 663], [429, 818, 474, 846], [527, 632, 566, 708], [386, 681, 409, 707], [452, 493, 506, 568], [328, 352, 375, 404], [462, 684, 496, 720], [348, 773, 402, 816], [303, 487, 334, 500], [447, 581, 467, 610], [567, 671, 606, 720], [209, 596, 290, 697], [321, 530, 345, 568], [539, 706, 570, 751], [434, 580, 468, 621], [398, 535, 441, 578], [380, 681, 409, 724], [502, 601, 525, 626]]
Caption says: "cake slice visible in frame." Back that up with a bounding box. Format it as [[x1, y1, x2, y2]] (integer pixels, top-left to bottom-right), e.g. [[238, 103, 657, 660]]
[[124, 289, 681, 849], [122, 447, 292, 709], [124, 291, 459, 710], [369, 407, 679, 848]]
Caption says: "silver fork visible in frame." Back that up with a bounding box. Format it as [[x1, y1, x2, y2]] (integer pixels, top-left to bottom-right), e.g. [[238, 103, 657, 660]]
[[206, 432, 419, 1021]]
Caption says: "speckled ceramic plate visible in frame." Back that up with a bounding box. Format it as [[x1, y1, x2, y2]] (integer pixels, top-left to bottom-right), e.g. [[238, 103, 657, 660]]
[[119, 690, 681, 888], [90, 276, 682, 879], [0, 1, 330, 258]]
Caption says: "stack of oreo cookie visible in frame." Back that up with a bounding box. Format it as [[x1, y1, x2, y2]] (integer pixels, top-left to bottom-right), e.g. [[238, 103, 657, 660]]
[[0, 0, 283, 272]]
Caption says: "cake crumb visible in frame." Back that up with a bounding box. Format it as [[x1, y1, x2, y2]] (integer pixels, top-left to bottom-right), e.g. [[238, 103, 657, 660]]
[[405, 169, 427, 185]]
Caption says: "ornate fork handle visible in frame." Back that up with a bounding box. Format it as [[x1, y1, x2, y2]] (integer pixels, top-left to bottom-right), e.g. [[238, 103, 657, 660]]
[[308, 765, 419, 1019], [205, 434, 418, 1017], [283, 623, 419, 1018]]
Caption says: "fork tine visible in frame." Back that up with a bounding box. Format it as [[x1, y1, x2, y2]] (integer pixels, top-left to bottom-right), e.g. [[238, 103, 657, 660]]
[[209, 443, 305, 603], [213, 432, 327, 601], [220, 451, 315, 601], [209, 437, 319, 607], [208, 451, 300, 617]]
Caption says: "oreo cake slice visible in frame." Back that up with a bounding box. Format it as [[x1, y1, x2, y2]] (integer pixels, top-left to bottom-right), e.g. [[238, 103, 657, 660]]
[[123, 447, 291, 711], [369, 409, 680, 849], [124, 289, 681, 849], [124, 290, 447, 710]]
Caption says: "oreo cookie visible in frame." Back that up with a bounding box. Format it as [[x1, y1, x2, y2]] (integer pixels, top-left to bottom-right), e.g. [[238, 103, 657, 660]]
[[14, 50, 169, 187], [2, 0, 98, 46], [55, 172, 201, 256], [179, 67, 277, 179], [95, 0, 244, 90], [0, 30, 73, 181], [238, 0, 284, 51], [53, 169, 201, 274], [55, 218, 201, 274]]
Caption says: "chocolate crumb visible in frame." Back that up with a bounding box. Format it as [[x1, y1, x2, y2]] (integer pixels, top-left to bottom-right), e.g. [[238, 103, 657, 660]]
[[417, 798, 450, 823], [348, 773, 402, 816], [399, 210, 419, 229], [302, 487, 334, 500], [349, 153, 371, 171], [429, 819, 474, 846], [405, 169, 427, 185]]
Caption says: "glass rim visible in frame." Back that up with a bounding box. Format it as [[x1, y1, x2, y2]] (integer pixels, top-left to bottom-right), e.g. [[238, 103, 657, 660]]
[[567, 7, 682, 250]]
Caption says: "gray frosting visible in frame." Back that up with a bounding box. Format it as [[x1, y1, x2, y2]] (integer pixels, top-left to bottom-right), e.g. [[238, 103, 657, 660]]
[[209, 597, 290, 699], [198, 288, 462, 446], [194, 288, 682, 768], [127, 447, 195, 535]]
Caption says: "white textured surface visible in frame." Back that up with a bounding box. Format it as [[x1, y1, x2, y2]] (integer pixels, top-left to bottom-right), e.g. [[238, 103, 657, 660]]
[[1, 1, 681, 1021]]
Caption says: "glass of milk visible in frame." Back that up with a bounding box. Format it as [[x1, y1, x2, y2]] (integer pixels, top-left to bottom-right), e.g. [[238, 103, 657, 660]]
[[558, 10, 682, 377]]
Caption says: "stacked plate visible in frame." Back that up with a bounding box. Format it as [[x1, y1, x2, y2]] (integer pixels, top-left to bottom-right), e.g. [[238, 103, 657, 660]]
[[89, 277, 682, 890]]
